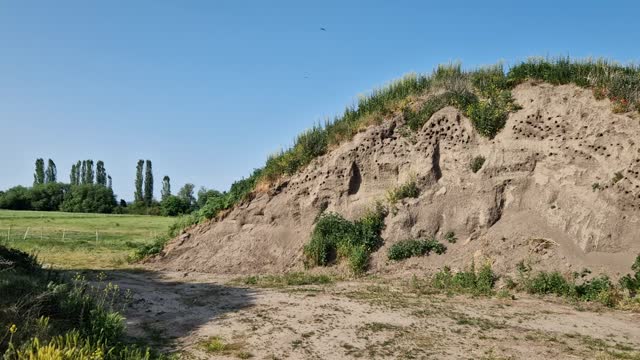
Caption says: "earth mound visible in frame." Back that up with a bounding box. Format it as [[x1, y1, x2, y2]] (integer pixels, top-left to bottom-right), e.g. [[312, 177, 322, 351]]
[[150, 82, 640, 277]]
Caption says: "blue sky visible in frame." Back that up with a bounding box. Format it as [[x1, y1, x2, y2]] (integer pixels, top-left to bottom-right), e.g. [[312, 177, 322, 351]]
[[1, 1, 639, 201]]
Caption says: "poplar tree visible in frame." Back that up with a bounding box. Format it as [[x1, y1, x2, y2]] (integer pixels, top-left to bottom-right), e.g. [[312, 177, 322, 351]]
[[144, 160, 153, 205], [70, 164, 77, 185], [75, 161, 81, 184], [161, 176, 171, 201], [96, 161, 107, 186], [85, 160, 94, 184], [107, 175, 113, 189], [45, 159, 57, 183], [134, 160, 144, 203], [80, 161, 87, 184], [33, 158, 45, 185]]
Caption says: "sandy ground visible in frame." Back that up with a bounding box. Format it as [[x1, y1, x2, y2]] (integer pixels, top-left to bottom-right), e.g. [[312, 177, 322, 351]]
[[96, 270, 640, 360]]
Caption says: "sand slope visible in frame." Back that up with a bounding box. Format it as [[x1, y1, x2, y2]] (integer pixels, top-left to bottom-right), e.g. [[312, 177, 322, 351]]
[[150, 83, 640, 277]]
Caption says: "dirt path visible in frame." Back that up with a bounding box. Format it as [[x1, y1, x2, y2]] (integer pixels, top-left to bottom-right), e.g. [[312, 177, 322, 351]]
[[104, 270, 640, 360]]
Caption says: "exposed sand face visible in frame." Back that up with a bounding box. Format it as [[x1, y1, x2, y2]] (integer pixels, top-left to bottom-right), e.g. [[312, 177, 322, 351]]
[[110, 270, 640, 360], [150, 82, 640, 278]]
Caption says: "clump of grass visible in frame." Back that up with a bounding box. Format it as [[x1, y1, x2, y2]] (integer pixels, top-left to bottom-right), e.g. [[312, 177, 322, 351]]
[[242, 272, 333, 288], [386, 179, 420, 204], [618, 255, 640, 297], [514, 261, 621, 307], [387, 238, 446, 261], [304, 203, 387, 275], [201, 337, 226, 353], [470, 156, 486, 173], [444, 231, 457, 244], [200, 336, 251, 358], [432, 262, 496, 296], [612, 172, 624, 184]]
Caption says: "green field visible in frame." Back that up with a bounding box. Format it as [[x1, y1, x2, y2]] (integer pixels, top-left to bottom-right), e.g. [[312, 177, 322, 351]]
[[0, 209, 174, 269]]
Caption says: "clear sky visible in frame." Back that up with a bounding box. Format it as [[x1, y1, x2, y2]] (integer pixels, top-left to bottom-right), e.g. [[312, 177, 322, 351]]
[[1, 0, 639, 201]]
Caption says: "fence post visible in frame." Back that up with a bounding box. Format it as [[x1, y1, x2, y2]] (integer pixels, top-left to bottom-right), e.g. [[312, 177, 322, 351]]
[[23, 227, 30, 240], [62, 229, 66, 241], [96, 229, 99, 245], [7, 226, 10, 242]]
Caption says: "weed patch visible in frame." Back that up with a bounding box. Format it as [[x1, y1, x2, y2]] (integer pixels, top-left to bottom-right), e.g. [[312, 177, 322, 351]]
[[387, 179, 420, 204], [387, 238, 446, 261], [432, 262, 496, 296], [304, 203, 387, 274], [470, 156, 486, 173]]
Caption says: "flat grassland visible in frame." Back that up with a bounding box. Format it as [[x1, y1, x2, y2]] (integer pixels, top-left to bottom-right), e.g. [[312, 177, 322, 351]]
[[0, 209, 174, 269]]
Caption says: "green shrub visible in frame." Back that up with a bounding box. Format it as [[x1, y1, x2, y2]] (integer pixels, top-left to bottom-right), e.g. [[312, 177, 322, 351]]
[[304, 212, 354, 266], [160, 195, 191, 216], [516, 262, 620, 307], [466, 100, 508, 139], [348, 245, 369, 274], [525, 271, 574, 297], [431, 262, 495, 296], [387, 180, 419, 204], [387, 238, 446, 261], [619, 254, 640, 296], [444, 231, 457, 244], [470, 156, 486, 173], [304, 204, 387, 274]]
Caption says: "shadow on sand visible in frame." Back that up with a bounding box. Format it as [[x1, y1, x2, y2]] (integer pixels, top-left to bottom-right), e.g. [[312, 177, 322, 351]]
[[76, 269, 257, 348]]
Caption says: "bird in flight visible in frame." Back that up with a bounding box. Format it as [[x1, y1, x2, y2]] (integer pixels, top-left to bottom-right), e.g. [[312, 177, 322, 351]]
[[320, 27, 327, 31]]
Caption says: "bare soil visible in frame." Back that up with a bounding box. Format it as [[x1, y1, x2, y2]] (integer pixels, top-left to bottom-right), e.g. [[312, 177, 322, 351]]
[[105, 270, 640, 360]]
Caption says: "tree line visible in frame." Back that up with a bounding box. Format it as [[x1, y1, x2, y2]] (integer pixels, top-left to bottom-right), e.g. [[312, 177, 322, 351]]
[[129, 159, 221, 217], [0, 158, 118, 213], [0, 158, 224, 217]]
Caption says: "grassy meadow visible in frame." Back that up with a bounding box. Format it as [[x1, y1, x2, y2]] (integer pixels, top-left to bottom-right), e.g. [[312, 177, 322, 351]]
[[0, 209, 174, 269]]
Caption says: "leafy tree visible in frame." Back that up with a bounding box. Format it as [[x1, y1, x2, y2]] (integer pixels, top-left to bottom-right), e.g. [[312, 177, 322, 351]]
[[134, 159, 144, 203], [107, 175, 113, 189], [31, 183, 67, 211], [119, 199, 127, 207], [144, 160, 153, 205], [33, 158, 45, 185], [197, 187, 222, 209], [0, 186, 32, 210], [60, 184, 116, 213], [177, 183, 195, 210], [161, 176, 171, 201], [45, 159, 57, 183], [96, 160, 107, 186], [160, 195, 190, 216]]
